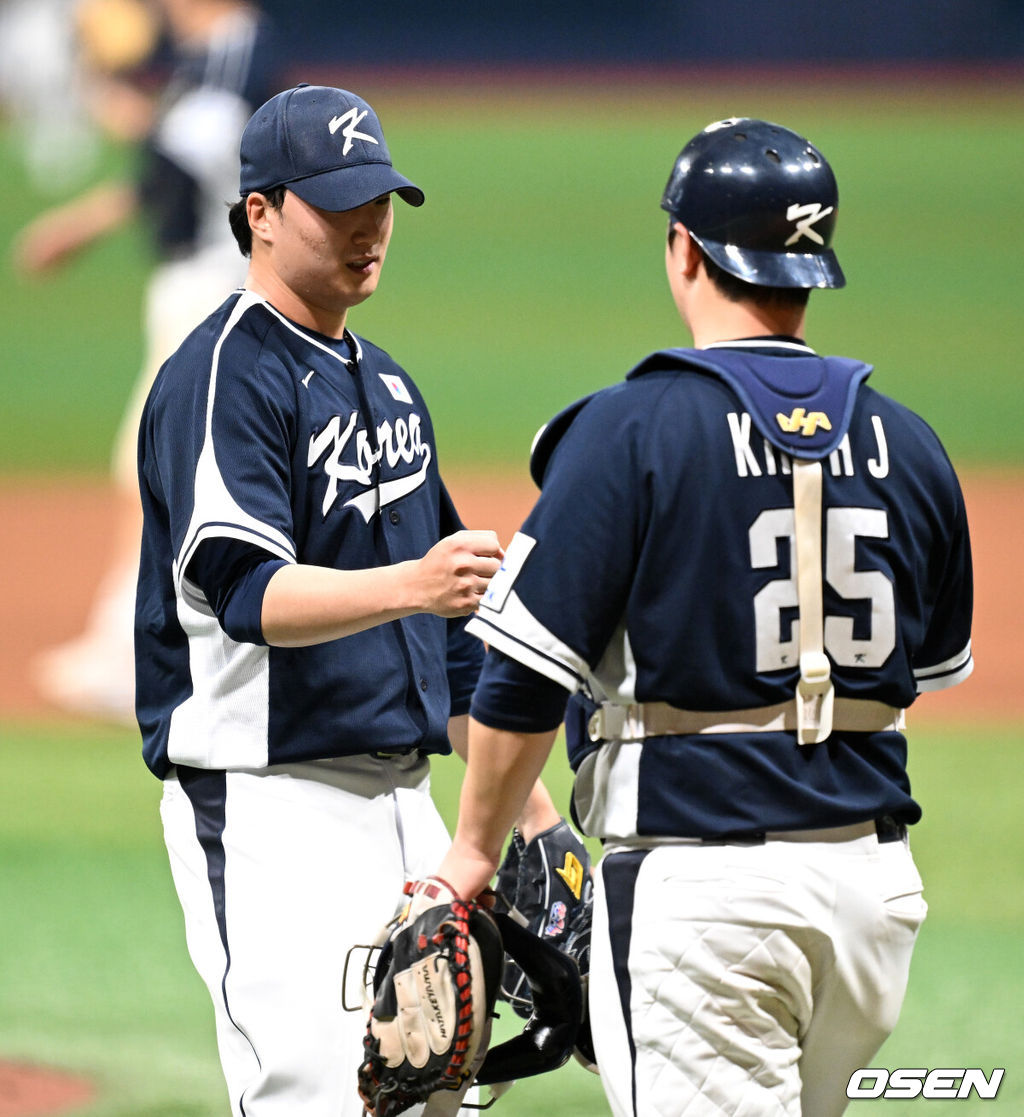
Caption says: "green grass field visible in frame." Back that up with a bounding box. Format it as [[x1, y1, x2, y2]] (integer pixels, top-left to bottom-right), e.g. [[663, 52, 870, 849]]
[[2, 71, 1022, 1114], [0, 721, 1021, 1114], [2, 75, 1023, 474]]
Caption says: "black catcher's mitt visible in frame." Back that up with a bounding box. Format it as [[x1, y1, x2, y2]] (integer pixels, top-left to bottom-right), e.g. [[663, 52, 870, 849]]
[[494, 820, 593, 1015], [475, 911, 583, 1088], [357, 879, 503, 1117], [494, 818, 597, 1072]]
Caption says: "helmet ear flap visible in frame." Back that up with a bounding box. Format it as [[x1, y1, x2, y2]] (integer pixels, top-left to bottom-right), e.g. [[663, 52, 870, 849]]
[[474, 912, 583, 1086]]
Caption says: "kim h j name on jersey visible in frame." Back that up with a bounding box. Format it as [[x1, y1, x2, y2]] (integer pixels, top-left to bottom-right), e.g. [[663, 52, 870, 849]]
[[517, 342, 971, 702], [689, 348, 890, 480], [726, 410, 892, 480]]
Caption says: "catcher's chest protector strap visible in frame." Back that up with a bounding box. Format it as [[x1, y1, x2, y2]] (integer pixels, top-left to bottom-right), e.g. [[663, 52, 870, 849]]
[[653, 349, 872, 742], [546, 348, 874, 746], [792, 459, 832, 742], [586, 698, 905, 741]]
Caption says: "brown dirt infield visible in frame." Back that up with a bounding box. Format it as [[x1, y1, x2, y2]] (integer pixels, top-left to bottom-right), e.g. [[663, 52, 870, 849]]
[[0, 1062, 93, 1117], [0, 467, 1019, 1114], [0, 468, 1018, 726]]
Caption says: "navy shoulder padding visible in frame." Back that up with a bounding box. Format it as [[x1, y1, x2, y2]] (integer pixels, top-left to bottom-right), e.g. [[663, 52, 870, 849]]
[[627, 348, 872, 460]]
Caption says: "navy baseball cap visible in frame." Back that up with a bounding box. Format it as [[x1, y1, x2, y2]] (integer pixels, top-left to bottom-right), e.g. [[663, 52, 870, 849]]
[[239, 84, 424, 211]]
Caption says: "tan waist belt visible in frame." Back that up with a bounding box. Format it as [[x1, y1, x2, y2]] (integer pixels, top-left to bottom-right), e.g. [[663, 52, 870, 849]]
[[587, 698, 906, 743]]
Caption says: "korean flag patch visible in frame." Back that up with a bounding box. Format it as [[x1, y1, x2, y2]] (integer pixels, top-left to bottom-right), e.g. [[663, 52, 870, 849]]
[[379, 373, 413, 405]]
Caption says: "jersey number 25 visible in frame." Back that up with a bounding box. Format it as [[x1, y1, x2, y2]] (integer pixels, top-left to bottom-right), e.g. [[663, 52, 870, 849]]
[[751, 506, 896, 672]]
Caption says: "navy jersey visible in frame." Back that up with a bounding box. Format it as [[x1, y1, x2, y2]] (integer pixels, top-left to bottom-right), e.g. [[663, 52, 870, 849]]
[[468, 340, 973, 840], [138, 9, 281, 259], [137, 290, 481, 778]]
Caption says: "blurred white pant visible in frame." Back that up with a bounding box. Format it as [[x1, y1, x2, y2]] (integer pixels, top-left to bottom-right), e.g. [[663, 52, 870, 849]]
[[161, 752, 461, 1116], [34, 245, 245, 721], [112, 243, 246, 488], [589, 824, 927, 1117]]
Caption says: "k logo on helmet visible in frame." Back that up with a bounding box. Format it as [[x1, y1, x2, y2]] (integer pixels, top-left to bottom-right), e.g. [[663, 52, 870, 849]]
[[785, 202, 835, 246]]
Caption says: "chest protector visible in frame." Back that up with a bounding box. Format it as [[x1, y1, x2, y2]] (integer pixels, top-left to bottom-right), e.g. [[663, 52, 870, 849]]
[[534, 347, 873, 748]]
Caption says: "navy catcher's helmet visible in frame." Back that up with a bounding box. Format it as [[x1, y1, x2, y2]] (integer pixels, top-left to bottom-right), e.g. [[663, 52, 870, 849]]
[[661, 118, 845, 289]]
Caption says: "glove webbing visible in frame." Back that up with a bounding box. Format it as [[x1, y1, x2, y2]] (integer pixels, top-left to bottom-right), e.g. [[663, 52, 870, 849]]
[[436, 901, 476, 1081]]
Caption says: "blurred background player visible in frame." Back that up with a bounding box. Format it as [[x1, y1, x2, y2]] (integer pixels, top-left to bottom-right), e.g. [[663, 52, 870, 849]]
[[0, 0, 144, 191], [11, 0, 283, 720]]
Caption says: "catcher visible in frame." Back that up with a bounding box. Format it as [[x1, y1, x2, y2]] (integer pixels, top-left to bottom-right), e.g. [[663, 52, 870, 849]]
[[358, 821, 594, 1116]]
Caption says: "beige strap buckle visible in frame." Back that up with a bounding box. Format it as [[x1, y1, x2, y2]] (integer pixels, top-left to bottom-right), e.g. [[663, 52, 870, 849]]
[[587, 703, 645, 743], [796, 650, 835, 746]]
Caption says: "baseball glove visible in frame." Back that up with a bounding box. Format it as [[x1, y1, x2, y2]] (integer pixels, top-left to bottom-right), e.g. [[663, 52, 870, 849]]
[[494, 819, 594, 1018], [494, 818, 597, 1073], [357, 878, 503, 1117], [474, 911, 583, 1088]]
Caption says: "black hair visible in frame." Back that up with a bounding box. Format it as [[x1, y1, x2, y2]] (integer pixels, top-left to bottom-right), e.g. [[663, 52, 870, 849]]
[[667, 223, 810, 311], [228, 185, 288, 257]]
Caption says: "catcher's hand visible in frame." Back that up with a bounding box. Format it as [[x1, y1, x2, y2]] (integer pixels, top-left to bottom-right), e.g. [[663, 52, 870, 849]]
[[357, 878, 503, 1117]]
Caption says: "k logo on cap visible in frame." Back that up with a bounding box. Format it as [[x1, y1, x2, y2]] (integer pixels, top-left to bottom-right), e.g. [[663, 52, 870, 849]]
[[239, 84, 424, 213], [327, 107, 378, 154]]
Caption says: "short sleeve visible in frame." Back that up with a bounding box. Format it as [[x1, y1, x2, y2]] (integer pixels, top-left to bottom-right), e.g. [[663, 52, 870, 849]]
[[467, 384, 649, 692], [142, 300, 300, 605], [912, 475, 974, 692]]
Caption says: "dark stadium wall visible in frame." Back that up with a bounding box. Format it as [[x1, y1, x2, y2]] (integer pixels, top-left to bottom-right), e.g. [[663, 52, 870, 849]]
[[262, 0, 1024, 65]]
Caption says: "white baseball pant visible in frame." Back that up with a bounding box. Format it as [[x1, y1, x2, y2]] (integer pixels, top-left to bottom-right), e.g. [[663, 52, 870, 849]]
[[160, 751, 476, 1116], [588, 823, 927, 1116]]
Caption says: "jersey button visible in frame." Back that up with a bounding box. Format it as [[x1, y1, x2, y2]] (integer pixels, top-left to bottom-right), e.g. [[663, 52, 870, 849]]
[[419, 678, 429, 691], [389, 509, 401, 524]]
